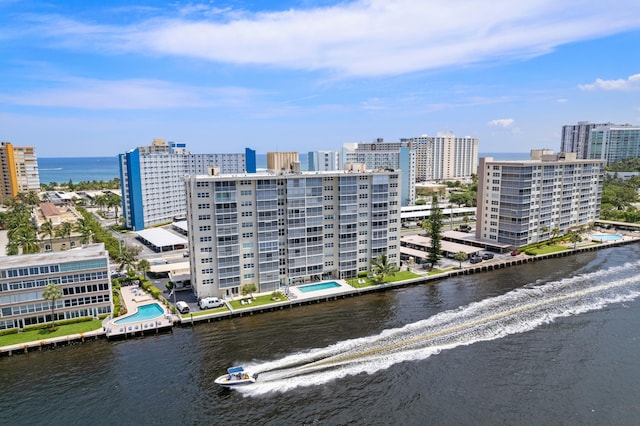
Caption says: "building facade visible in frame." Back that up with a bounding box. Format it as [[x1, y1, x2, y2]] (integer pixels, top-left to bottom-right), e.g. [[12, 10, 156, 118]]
[[0, 142, 40, 204], [267, 152, 300, 172], [404, 132, 478, 182], [119, 139, 256, 230], [184, 169, 402, 299], [587, 125, 640, 164], [0, 244, 112, 330], [560, 122, 613, 159], [341, 140, 415, 206], [308, 150, 339, 171], [476, 150, 605, 247]]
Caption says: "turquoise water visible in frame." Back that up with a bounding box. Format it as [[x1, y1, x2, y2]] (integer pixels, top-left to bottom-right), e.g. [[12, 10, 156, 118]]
[[592, 234, 623, 241], [298, 281, 341, 293], [113, 303, 164, 324]]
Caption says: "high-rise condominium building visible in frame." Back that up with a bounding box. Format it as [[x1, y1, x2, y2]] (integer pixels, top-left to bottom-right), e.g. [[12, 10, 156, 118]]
[[476, 150, 604, 247], [0, 244, 112, 331], [267, 152, 300, 172], [0, 142, 40, 204], [560, 122, 614, 159], [184, 169, 402, 299], [119, 139, 256, 230], [587, 125, 640, 164], [308, 150, 340, 172], [342, 139, 415, 206], [404, 132, 478, 182]]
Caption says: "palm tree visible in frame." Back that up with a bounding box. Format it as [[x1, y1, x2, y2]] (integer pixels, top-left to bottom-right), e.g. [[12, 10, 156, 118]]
[[119, 244, 141, 274], [569, 232, 582, 249], [454, 251, 468, 268], [15, 229, 40, 254], [106, 193, 121, 220], [539, 225, 549, 242], [137, 259, 150, 280], [43, 282, 63, 328], [551, 227, 560, 241], [55, 221, 74, 249], [39, 219, 55, 251], [370, 254, 400, 283], [93, 194, 107, 213], [74, 218, 93, 244]]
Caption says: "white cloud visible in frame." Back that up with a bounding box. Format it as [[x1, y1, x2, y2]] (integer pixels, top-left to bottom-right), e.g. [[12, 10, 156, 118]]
[[20, 0, 640, 77], [579, 73, 640, 91], [556, 98, 568, 103], [488, 118, 515, 128], [0, 78, 258, 109]]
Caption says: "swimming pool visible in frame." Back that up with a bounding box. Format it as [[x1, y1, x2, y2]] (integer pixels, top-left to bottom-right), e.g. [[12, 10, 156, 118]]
[[298, 281, 341, 293], [592, 234, 623, 241], [113, 303, 165, 324]]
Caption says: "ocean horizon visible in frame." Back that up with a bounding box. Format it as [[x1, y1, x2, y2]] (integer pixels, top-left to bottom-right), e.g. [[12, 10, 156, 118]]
[[37, 152, 530, 184]]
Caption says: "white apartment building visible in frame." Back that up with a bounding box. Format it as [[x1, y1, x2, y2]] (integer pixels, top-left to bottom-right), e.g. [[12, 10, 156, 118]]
[[308, 150, 340, 171], [341, 140, 415, 206], [184, 169, 402, 299], [406, 132, 478, 182], [119, 139, 255, 230], [0, 244, 112, 330], [476, 150, 605, 247]]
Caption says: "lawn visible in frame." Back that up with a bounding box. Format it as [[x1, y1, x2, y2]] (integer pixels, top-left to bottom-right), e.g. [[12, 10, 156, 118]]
[[526, 244, 569, 255], [228, 293, 287, 310], [350, 271, 422, 287], [0, 320, 103, 347], [181, 306, 229, 318]]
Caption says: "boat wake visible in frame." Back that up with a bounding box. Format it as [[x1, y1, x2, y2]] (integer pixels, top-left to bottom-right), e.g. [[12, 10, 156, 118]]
[[237, 261, 640, 396]]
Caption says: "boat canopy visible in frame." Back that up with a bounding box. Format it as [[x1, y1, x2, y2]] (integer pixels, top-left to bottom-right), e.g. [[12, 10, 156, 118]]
[[227, 366, 245, 374]]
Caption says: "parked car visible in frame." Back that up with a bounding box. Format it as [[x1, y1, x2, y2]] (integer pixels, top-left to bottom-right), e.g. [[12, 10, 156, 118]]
[[482, 252, 494, 260], [199, 297, 224, 310], [176, 301, 190, 314], [511, 250, 521, 256], [469, 255, 482, 264]]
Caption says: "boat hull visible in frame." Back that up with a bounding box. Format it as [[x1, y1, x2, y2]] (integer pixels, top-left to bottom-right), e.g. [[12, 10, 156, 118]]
[[214, 374, 256, 387]]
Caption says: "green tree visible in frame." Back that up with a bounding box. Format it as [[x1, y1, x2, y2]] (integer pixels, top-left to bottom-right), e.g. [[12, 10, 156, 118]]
[[118, 243, 141, 274], [569, 232, 582, 249], [423, 195, 443, 268], [449, 192, 470, 207], [370, 254, 400, 283], [454, 251, 468, 268], [43, 282, 63, 328], [74, 218, 93, 244], [55, 221, 74, 249], [241, 283, 257, 298], [39, 219, 55, 250], [137, 259, 150, 280], [106, 192, 121, 219]]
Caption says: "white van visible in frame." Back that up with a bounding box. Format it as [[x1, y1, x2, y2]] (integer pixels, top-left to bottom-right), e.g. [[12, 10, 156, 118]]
[[199, 297, 224, 310], [175, 301, 190, 314]]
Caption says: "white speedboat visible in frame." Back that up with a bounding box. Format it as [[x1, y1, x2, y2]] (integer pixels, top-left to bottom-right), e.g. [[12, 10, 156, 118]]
[[215, 366, 256, 387]]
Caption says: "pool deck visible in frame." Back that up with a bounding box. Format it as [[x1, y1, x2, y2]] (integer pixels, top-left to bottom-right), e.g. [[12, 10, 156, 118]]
[[104, 285, 176, 338], [285, 280, 353, 300]]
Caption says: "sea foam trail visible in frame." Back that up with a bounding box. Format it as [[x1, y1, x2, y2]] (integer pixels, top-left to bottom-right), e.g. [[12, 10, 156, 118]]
[[237, 261, 640, 396]]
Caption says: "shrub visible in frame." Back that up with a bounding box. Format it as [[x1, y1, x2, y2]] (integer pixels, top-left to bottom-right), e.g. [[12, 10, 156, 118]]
[[0, 328, 19, 337], [357, 271, 368, 278]]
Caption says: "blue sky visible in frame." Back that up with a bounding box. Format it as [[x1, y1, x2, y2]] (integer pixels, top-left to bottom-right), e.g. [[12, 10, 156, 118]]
[[1, 0, 640, 157]]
